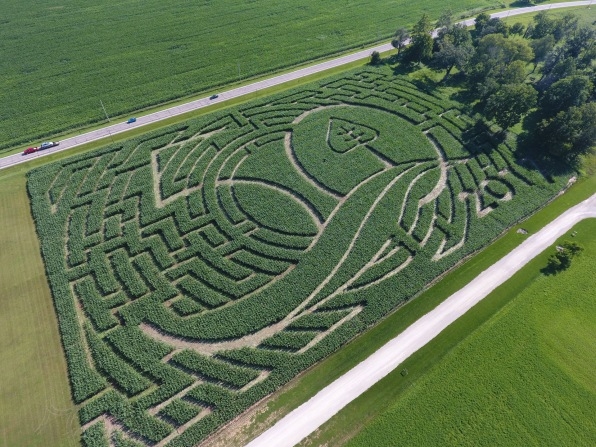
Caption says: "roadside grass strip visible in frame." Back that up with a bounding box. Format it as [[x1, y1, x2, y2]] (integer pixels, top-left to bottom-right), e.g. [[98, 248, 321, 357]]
[[27, 65, 570, 446]]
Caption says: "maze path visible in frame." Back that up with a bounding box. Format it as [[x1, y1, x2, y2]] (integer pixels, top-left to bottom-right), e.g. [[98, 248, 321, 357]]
[[27, 67, 566, 446]]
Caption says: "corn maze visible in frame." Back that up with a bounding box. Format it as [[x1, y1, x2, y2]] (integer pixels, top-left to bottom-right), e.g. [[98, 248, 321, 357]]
[[28, 67, 565, 447]]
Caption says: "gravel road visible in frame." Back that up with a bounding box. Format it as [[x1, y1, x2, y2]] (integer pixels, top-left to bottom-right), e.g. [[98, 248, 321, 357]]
[[245, 192, 596, 447], [0, 2, 590, 172]]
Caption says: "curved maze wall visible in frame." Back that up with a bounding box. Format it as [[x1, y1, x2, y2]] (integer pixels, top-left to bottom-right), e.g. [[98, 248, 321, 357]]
[[27, 68, 565, 446]]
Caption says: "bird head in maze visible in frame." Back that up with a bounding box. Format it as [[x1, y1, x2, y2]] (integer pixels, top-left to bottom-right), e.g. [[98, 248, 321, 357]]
[[288, 105, 438, 196]]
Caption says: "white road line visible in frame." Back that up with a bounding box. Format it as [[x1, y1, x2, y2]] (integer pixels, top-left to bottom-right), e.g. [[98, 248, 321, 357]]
[[245, 193, 596, 447], [0, 2, 590, 172]]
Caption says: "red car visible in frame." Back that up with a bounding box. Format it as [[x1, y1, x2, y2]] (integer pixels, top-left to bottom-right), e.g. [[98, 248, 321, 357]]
[[23, 147, 38, 155]]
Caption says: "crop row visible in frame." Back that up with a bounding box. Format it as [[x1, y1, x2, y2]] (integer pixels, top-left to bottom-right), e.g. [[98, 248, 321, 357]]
[[79, 390, 172, 443], [85, 324, 151, 397], [171, 350, 260, 389], [158, 399, 201, 426], [260, 331, 318, 352]]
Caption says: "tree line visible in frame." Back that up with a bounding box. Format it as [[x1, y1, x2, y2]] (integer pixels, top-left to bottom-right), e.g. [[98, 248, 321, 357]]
[[372, 9, 596, 162]]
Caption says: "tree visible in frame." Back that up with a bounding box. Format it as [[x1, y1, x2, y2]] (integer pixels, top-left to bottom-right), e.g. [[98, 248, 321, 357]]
[[406, 14, 434, 64], [553, 13, 578, 42], [391, 28, 410, 56], [432, 22, 474, 80], [531, 11, 556, 39], [517, 0, 547, 4], [443, 23, 473, 46], [370, 51, 382, 66], [546, 240, 583, 273], [467, 34, 534, 97], [484, 83, 538, 130], [539, 55, 577, 89], [502, 60, 528, 85], [578, 45, 596, 70], [432, 39, 474, 80], [413, 13, 433, 35], [474, 13, 491, 36], [476, 34, 533, 65], [540, 75, 594, 117], [537, 102, 596, 159], [530, 35, 555, 71], [436, 9, 453, 30], [510, 22, 526, 36], [564, 26, 596, 58], [547, 249, 572, 271], [562, 240, 583, 256], [550, 57, 577, 80], [479, 17, 509, 38]]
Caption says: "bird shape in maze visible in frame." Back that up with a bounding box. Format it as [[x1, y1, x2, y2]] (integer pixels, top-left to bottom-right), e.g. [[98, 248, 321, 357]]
[[32, 71, 548, 443], [138, 103, 514, 354]]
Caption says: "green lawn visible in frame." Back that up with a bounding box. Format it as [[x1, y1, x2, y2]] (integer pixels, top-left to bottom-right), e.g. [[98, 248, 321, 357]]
[[0, 171, 78, 447], [0, 0, 505, 151], [502, 3, 596, 27], [344, 219, 596, 447]]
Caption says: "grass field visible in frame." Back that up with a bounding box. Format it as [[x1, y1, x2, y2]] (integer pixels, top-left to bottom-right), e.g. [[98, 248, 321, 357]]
[[0, 0, 505, 151], [0, 170, 78, 447], [23, 62, 573, 445], [343, 218, 596, 447], [502, 3, 596, 27]]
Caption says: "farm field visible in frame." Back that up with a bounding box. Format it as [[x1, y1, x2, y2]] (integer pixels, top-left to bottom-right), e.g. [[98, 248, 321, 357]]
[[25, 63, 573, 446], [0, 171, 79, 446], [344, 218, 596, 447], [1, 0, 503, 151]]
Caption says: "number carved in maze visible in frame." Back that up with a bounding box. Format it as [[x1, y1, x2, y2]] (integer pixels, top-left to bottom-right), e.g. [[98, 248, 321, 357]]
[[28, 69, 563, 446]]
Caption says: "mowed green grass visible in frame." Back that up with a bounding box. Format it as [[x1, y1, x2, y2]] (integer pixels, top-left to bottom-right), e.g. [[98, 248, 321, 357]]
[[0, 0, 501, 150], [344, 220, 596, 447], [502, 4, 596, 27], [0, 171, 79, 447]]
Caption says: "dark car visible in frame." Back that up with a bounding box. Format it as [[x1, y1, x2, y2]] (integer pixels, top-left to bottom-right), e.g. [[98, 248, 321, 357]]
[[127, 117, 137, 124], [209, 94, 219, 100]]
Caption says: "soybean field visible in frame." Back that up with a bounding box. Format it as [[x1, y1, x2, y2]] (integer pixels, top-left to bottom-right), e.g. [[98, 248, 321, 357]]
[[28, 66, 567, 446], [1, 0, 501, 150]]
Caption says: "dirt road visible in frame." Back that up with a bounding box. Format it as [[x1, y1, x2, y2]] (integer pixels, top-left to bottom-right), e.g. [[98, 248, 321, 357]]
[[245, 192, 596, 447]]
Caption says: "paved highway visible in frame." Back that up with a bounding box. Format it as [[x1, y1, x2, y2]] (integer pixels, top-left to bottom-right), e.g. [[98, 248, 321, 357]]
[[0, 1, 590, 172]]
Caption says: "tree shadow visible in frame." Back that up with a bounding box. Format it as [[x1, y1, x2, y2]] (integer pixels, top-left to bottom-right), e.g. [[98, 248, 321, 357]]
[[508, 1, 534, 8], [450, 88, 483, 116], [540, 264, 560, 276], [516, 110, 577, 179], [408, 72, 439, 93], [460, 119, 508, 156], [391, 62, 414, 76]]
